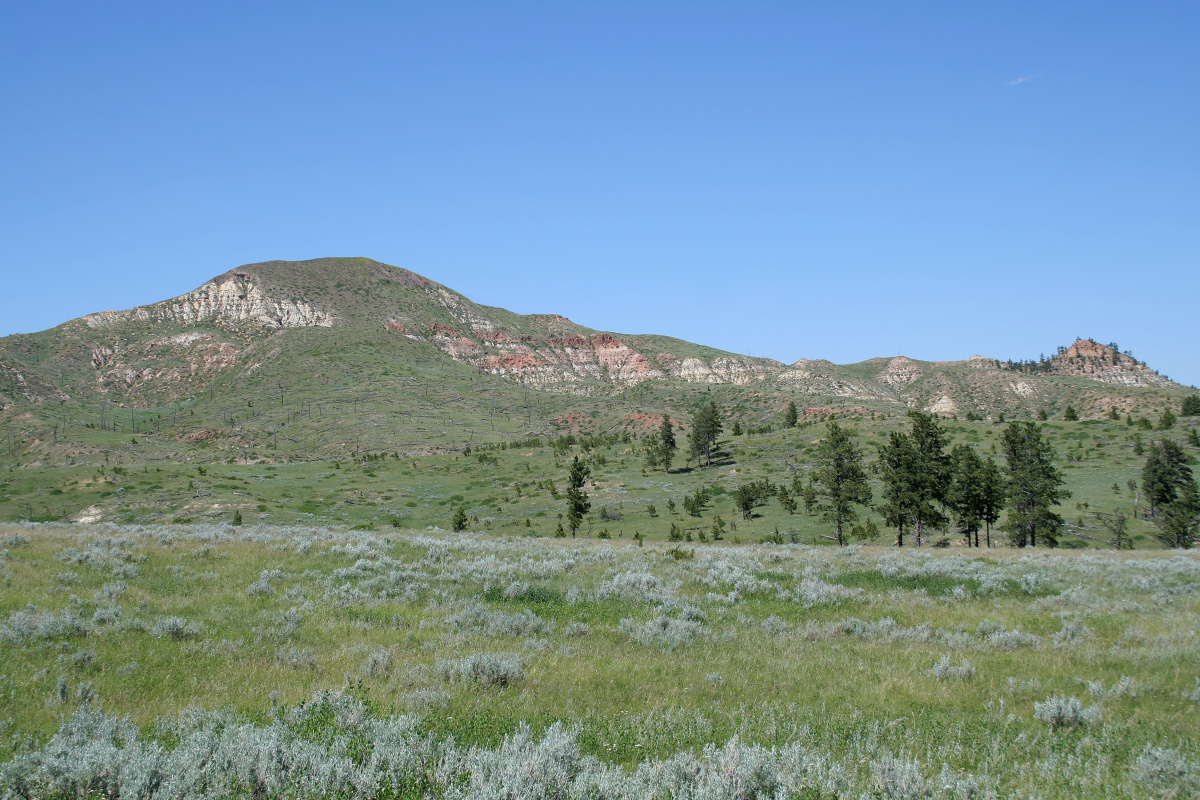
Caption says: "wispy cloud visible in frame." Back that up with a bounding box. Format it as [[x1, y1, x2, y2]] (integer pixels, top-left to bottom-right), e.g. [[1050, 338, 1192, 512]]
[[1005, 72, 1042, 87]]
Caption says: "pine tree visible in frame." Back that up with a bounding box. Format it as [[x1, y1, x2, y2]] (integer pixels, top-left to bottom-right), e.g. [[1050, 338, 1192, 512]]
[[1159, 409, 1176, 429], [451, 506, 468, 532], [979, 455, 1006, 548], [565, 455, 591, 538], [812, 420, 872, 545], [876, 412, 950, 547], [1000, 422, 1069, 547], [948, 444, 986, 546], [910, 411, 951, 536], [778, 486, 797, 514], [876, 430, 919, 547], [1154, 482, 1199, 548], [783, 401, 798, 429], [687, 402, 723, 467], [658, 416, 676, 473], [1182, 395, 1200, 417], [1097, 511, 1132, 550], [1063, 405, 1079, 421], [1142, 439, 1194, 515], [802, 476, 818, 517]]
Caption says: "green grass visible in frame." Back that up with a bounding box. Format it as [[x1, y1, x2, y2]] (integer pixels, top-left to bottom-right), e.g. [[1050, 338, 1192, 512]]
[[1, 523, 1197, 797], [2, 414, 1193, 558]]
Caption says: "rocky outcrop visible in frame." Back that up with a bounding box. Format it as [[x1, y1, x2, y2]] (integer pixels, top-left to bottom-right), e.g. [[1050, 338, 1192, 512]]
[[1049, 340, 1171, 387], [878, 356, 923, 387], [424, 323, 772, 389], [926, 395, 958, 415], [776, 360, 884, 399], [87, 332, 242, 397], [83, 271, 335, 330]]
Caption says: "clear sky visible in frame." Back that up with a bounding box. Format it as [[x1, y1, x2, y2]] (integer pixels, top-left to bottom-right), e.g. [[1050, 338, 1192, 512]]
[[2, 2, 1197, 386]]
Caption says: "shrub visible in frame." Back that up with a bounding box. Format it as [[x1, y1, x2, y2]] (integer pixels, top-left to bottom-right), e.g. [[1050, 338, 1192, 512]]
[[0, 606, 89, 643], [149, 616, 202, 640], [436, 653, 525, 686], [593, 570, 664, 602], [931, 655, 975, 681], [1033, 695, 1102, 728], [562, 622, 591, 637], [870, 755, 930, 800], [275, 646, 318, 669], [619, 615, 702, 650], [246, 568, 282, 596], [360, 647, 394, 677], [1132, 745, 1197, 796]]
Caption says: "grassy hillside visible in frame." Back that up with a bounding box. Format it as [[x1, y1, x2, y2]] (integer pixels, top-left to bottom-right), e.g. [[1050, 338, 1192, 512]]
[[4, 409, 1197, 554]]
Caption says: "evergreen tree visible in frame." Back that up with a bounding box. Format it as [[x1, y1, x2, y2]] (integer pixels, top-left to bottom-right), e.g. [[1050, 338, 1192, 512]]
[[948, 444, 986, 546], [910, 411, 952, 535], [1182, 395, 1200, 417], [687, 401, 723, 467], [1062, 405, 1079, 421], [733, 480, 776, 520], [642, 433, 660, 470], [978, 455, 1006, 548], [812, 420, 872, 545], [783, 401, 798, 429], [1142, 439, 1194, 515], [1154, 483, 1199, 549], [657, 416, 677, 473], [731, 420, 743, 436], [1108, 406, 1121, 421], [451, 506, 468, 532], [565, 455, 591, 538], [802, 476, 818, 517], [1000, 422, 1069, 547], [876, 430, 919, 546], [876, 412, 950, 547], [778, 486, 797, 514], [1097, 511, 1132, 550], [1159, 409, 1176, 429]]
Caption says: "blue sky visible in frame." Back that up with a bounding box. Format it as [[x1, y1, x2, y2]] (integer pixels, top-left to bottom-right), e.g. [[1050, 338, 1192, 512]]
[[2, 2, 1197, 385]]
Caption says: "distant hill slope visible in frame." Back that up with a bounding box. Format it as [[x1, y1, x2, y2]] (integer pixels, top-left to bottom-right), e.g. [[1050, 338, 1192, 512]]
[[0, 257, 1191, 466]]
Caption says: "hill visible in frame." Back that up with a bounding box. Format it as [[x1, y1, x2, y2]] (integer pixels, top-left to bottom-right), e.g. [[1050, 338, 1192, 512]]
[[0, 257, 1191, 472]]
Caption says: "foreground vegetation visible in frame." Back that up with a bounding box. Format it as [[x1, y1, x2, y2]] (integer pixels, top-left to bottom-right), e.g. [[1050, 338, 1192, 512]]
[[1, 522, 1198, 798]]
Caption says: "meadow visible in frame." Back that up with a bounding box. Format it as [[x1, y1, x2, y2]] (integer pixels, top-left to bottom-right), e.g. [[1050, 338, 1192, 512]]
[[1, 414, 1184, 553], [1, 521, 1197, 798]]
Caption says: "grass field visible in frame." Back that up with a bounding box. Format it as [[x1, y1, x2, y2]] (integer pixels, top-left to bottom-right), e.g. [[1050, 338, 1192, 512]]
[[1, 521, 1198, 798], [4, 414, 1194, 554]]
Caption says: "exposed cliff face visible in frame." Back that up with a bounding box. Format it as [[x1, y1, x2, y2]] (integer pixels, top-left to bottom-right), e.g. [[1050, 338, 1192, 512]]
[[1048, 340, 1171, 387], [83, 270, 336, 331], [425, 325, 771, 389]]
